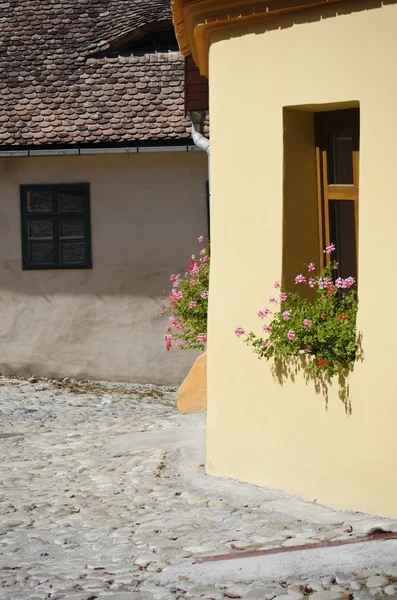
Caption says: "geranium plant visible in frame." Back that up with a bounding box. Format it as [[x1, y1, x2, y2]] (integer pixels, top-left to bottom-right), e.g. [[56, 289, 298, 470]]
[[158, 236, 209, 351], [236, 244, 359, 376]]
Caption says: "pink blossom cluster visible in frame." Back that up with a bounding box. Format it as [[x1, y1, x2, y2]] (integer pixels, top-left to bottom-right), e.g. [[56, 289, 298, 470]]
[[318, 277, 333, 290], [169, 316, 183, 330], [159, 234, 209, 351], [335, 276, 355, 289], [324, 243, 336, 254], [235, 244, 356, 355], [295, 274, 306, 284]]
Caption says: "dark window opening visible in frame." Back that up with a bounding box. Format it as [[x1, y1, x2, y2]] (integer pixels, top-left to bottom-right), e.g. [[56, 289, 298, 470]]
[[20, 184, 92, 270], [133, 30, 179, 52], [94, 21, 179, 57], [315, 108, 359, 283]]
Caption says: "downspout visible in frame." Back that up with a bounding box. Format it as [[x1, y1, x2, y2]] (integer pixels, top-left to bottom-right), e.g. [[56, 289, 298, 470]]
[[189, 110, 210, 156], [189, 110, 211, 234]]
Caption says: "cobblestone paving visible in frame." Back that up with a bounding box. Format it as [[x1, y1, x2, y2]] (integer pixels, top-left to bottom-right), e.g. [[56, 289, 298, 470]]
[[1, 375, 396, 600]]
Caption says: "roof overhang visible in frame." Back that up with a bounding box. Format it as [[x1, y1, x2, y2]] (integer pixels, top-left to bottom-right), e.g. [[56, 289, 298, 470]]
[[172, 0, 349, 77]]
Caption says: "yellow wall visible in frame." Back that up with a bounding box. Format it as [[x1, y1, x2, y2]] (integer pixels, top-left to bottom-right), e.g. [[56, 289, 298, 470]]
[[0, 151, 207, 384], [207, 1, 397, 516]]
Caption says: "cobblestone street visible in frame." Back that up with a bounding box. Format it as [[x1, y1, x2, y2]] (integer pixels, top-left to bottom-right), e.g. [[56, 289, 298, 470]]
[[1, 375, 397, 600]]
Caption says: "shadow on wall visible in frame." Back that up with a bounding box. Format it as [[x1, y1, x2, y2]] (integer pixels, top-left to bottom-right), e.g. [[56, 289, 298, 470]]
[[270, 332, 364, 416], [214, 0, 397, 43]]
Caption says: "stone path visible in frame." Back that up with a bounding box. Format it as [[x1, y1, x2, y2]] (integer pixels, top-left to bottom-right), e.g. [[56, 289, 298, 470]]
[[1, 375, 397, 600]]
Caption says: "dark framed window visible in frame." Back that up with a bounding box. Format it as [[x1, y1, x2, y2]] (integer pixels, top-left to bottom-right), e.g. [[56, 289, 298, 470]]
[[20, 183, 92, 270], [314, 108, 359, 283]]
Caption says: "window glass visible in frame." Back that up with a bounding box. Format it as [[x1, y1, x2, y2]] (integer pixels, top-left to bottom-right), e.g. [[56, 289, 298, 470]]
[[328, 130, 354, 185], [26, 190, 52, 213], [29, 241, 55, 265], [58, 191, 85, 213], [60, 241, 86, 265], [329, 200, 357, 281]]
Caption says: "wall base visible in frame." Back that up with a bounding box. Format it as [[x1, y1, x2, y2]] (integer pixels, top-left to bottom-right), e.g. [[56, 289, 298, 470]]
[[177, 352, 207, 413]]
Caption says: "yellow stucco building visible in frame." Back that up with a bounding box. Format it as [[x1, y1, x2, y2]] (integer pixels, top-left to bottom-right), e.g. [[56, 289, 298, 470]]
[[172, 0, 397, 517]]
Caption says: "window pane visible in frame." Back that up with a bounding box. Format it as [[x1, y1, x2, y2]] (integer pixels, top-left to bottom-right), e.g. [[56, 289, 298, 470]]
[[29, 241, 55, 265], [328, 130, 354, 184], [26, 190, 52, 213], [329, 200, 357, 281], [28, 219, 53, 239], [58, 190, 85, 213], [59, 217, 85, 239], [60, 241, 86, 264]]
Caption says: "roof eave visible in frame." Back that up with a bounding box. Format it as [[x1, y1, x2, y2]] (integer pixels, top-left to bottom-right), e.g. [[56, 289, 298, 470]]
[[172, 0, 350, 77]]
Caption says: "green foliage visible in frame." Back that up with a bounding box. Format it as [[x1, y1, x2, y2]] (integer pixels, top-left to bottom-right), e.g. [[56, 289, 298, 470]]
[[238, 253, 359, 376], [159, 237, 209, 351]]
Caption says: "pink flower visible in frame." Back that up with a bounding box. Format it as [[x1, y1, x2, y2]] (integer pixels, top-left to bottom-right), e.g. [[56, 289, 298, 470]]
[[198, 235, 204, 243], [169, 317, 183, 330], [324, 243, 336, 254], [200, 249, 206, 256], [318, 277, 332, 290], [172, 280, 180, 288], [295, 274, 306, 284], [189, 263, 200, 275], [287, 330, 296, 341], [274, 281, 281, 289], [335, 276, 356, 289], [200, 290, 209, 299], [345, 277, 355, 288], [308, 263, 315, 272], [263, 324, 271, 333], [258, 308, 271, 318], [262, 340, 268, 348], [197, 333, 207, 343], [190, 279, 196, 286], [171, 289, 183, 300], [189, 301, 197, 309], [282, 310, 291, 321], [235, 326, 245, 337], [308, 278, 315, 288], [164, 334, 172, 351], [176, 341, 183, 349], [170, 274, 177, 281], [303, 319, 312, 329], [269, 296, 277, 304], [166, 326, 172, 333], [280, 292, 288, 302]]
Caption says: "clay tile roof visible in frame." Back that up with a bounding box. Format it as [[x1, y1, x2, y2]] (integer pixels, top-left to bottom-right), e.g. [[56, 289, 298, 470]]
[[0, 0, 193, 146]]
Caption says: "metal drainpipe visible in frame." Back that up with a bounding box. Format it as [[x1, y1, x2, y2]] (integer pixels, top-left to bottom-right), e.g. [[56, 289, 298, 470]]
[[190, 110, 211, 234], [189, 110, 210, 156]]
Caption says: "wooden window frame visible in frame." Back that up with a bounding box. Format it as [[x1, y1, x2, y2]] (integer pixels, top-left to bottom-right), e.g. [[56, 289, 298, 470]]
[[20, 183, 92, 271], [315, 108, 359, 272]]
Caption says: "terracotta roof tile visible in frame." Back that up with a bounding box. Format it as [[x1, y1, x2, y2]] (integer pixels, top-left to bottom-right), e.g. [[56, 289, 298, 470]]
[[0, 0, 196, 146]]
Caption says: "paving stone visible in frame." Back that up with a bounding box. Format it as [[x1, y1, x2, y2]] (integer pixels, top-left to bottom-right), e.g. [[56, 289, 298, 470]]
[[384, 585, 397, 596], [366, 577, 389, 588], [0, 374, 394, 600]]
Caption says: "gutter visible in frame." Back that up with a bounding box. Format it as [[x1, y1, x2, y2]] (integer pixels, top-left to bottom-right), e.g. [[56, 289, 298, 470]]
[[0, 144, 200, 158]]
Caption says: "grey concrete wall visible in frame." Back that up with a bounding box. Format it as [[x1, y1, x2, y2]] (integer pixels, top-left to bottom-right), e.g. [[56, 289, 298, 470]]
[[0, 151, 208, 384]]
